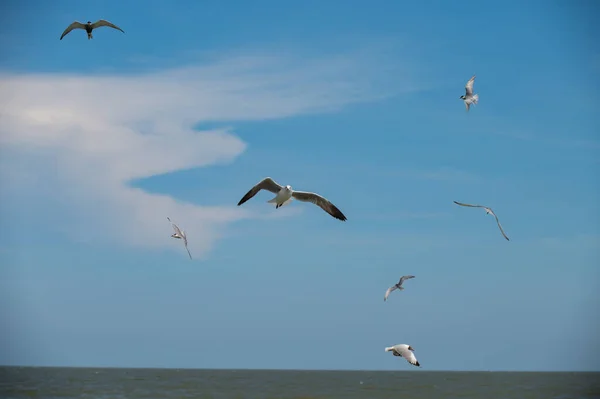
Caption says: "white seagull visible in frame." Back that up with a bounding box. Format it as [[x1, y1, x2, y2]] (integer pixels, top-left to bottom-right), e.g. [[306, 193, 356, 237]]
[[237, 177, 347, 221], [453, 201, 510, 241], [385, 344, 420, 367], [459, 75, 479, 111], [167, 217, 192, 259], [384, 275, 415, 302], [60, 19, 125, 40]]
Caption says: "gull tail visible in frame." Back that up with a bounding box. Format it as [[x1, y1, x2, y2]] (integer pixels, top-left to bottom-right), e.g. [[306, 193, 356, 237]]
[[267, 197, 278, 204], [385, 347, 394, 352], [472, 94, 479, 104]]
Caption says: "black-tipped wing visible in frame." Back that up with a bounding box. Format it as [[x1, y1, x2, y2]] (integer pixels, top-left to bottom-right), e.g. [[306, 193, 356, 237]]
[[465, 75, 476, 96], [291, 191, 347, 221], [492, 213, 510, 241], [91, 19, 125, 33], [237, 177, 282, 206], [398, 275, 415, 286], [453, 200, 485, 209], [60, 21, 87, 40]]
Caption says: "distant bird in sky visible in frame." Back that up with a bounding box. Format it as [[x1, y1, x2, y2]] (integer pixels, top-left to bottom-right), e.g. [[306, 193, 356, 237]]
[[453, 201, 510, 241], [459, 75, 479, 111], [385, 344, 420, 367], [384, 275, 415, 301], [237, 177, 347, 221], [60, 20, 124, 40], [167, 217, 192, 259]]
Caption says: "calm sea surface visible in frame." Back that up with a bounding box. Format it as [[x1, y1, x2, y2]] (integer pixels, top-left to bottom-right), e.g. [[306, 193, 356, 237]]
[[0, 367, 598, 399]]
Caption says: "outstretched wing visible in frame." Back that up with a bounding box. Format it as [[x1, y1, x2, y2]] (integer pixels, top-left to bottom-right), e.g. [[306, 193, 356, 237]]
[[384, 285, 398, 301], [237, 177, 283, 206], [465, 75, 476, 96], [398, 275, 415, 286], [453, 200, 485, 209], [167, 217, 184, 236], [183, 236, 193, 259], [91, 19, 125, 33], [402, 350, 420, 367], [492, 213, 510, 241], [60, 21, 86, 40], [291, 191, 347, 221]]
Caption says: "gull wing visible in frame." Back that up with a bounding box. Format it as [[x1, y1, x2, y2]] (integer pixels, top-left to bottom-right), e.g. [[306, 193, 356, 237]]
[[167, 217, 184, 236], [398, 275, 415, 287], [91, 19, 125, 33], [291, 191, 347, 221], [453, 200, 485, 209], [237, 177, 283, 206], [402, 349, 420, 367], [492, 213, 510, 241], [465, 75, 476, 96], [183, 235, 193, 259], [384, 285, 398, 301], [60, 21, 87, 40]]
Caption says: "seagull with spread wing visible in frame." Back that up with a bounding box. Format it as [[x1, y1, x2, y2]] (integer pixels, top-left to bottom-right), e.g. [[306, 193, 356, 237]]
[[384, 275, 415, 302], [459, 75, 479, 111], [60, 20, 124, 40], [167, 217, 192, 259], [385, 344, 421, 367], [237, 177, 347, 221], [453, 201, 510, 241]]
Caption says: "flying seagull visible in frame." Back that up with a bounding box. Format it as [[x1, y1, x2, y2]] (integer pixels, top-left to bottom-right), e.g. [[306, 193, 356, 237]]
[[167, 217, 192, 259], [237, 177, 347, 221], [384, 275, 415, 302], [453, 201, 510, 241], [60, 20, 124, 40], [385, 344, 420, 367], [459, 75, 479, 111]]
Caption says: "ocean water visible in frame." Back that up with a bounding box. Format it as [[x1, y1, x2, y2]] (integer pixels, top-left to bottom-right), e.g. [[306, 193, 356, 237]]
[[0, 367, 598, 399]]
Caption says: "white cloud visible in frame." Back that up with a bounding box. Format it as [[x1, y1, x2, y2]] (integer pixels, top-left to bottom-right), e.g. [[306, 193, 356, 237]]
[[0, 51, 410, 259]]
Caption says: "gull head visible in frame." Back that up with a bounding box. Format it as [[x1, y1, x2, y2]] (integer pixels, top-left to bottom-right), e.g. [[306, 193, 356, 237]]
[[87, 21, 92, 24], [408, 346, 414, 351], [285, 185, 292, 191], [171, 233, 179, 239], [459, 95, 466, 100]]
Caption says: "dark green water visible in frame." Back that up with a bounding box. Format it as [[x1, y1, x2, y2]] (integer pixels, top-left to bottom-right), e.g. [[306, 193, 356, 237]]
[[0, 367, 598, 399]]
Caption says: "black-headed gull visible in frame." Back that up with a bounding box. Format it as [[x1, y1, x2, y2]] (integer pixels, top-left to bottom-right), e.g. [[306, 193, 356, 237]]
[[167, 217, 192, 259], [384, 275, 415, 302], [459, 75, 479, 111], [453, 201, 510, 241], [385, 344, 420, 367], [60, 20, 124, 40], [237, 177, 347, 221]]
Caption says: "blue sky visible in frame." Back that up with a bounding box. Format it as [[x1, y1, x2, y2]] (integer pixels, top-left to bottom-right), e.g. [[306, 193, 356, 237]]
[[0, 0, 598, 372]]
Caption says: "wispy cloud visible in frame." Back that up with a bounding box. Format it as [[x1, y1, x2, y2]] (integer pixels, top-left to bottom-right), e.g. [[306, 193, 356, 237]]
[[0, 50, 412, 259]]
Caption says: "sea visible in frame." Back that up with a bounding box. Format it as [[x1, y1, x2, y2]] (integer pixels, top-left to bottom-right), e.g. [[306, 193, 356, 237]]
[[0, 367, 598, 399]]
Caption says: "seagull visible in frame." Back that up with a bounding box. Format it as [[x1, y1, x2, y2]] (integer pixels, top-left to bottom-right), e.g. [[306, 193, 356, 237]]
[[237, 177, 347, 221], [385, 344, 420, 367], [459, 75, 479, 111], [384, 275, 415, 302], [453, 201, 510, 241], [60, 20, 124, 40], [167, 217, 192, 259]]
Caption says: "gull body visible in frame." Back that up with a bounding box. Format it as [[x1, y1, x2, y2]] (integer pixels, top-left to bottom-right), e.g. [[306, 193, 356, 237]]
[[237, 177, 347, 221], [60, 20, 125, 40], [167, 217, 192, 259], [459, 75, 479, 111], [384, 275, 415, 301], [453, 201, 510, 241], [385, 344, 420, 367]]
